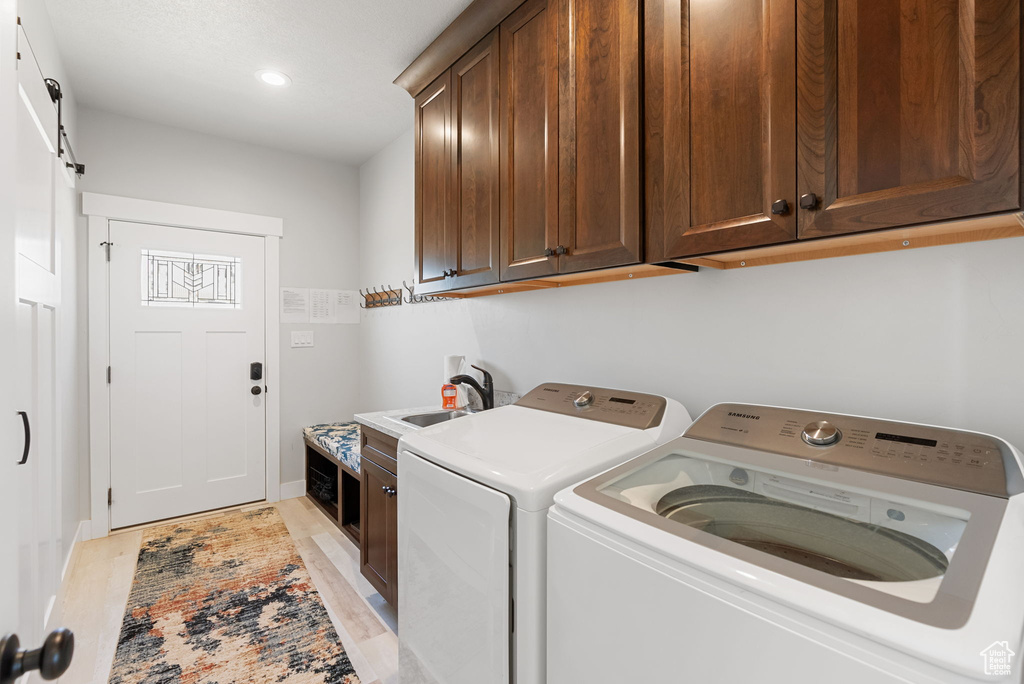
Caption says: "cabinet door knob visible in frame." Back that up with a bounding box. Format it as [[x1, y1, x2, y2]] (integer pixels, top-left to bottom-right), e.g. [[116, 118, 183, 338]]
[[543, 248, 555, 257], [799, 193, 819, 210], [770, 199, 790, 215], [555, 245, 568, 256]]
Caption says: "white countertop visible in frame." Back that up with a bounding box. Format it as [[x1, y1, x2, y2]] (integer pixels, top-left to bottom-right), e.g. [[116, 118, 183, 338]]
[[353, 405, 439, 440], [354, 392, 521, 440]]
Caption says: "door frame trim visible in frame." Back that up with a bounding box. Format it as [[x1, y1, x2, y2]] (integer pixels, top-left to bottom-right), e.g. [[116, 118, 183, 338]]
[[83, 192, 283, 538]]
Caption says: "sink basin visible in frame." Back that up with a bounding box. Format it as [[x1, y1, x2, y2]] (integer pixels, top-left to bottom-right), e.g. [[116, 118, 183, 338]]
[[398, 409, 472, 428]]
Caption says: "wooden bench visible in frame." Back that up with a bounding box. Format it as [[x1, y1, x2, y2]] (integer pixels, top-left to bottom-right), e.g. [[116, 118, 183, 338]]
[[302, 422, 361, 545]]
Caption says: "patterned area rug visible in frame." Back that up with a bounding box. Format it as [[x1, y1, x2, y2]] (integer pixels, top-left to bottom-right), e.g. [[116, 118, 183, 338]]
[[108, 507, 360, 684]]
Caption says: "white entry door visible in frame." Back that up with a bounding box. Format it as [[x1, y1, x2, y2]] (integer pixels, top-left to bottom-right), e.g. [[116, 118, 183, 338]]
[[108, 221, 267, 529], [12, 23, 65, 647]]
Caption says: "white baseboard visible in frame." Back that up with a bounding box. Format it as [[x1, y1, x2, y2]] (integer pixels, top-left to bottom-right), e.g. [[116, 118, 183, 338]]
[[61, 520, 88, 582], [280, 479, 306, 500], [48, 519, 89, 630]]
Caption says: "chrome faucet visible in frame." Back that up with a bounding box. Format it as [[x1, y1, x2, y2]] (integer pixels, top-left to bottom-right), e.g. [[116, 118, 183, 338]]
[[450, 364, 494, 411]]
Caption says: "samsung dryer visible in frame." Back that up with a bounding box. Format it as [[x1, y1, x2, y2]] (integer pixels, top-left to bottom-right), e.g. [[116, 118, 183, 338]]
[[548, 403, 1024, 683], [397, 383, 691, 684]]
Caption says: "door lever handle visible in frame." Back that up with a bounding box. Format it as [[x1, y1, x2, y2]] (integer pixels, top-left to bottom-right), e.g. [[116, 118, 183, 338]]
[[0, 629, 75, 684], [16, 412, 29, 465]]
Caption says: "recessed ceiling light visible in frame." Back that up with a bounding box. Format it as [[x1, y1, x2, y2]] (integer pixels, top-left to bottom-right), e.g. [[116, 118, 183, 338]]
[[256, 70, 291, 87]]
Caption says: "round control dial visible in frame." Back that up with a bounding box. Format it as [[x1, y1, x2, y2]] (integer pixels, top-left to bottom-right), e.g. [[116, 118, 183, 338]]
[[573, 391, 595, 408], [802, 420, 841, 446]]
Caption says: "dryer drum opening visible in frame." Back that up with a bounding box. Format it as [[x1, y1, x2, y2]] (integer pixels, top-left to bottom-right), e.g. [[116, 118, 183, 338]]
[[655, 485, 949, 582]]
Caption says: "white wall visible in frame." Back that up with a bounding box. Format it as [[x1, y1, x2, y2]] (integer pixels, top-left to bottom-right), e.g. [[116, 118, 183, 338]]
[[358, 128, 1024, 450], [77, 108, 362, 486]]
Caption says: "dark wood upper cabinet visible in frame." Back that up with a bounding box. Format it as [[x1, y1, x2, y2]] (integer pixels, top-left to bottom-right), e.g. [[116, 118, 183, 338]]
[[500, 0, 560, 281], [557, 0, 643, 273], [646, 0, 797, 260], [415, 71, 453, 294], [797, 0, 1021, 239], [406, 0, 1022, 288], [450, 29, 502, 289]]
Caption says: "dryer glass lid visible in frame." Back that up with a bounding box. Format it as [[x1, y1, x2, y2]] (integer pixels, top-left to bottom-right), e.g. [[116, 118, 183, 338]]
[[595, 452, 968, 586]]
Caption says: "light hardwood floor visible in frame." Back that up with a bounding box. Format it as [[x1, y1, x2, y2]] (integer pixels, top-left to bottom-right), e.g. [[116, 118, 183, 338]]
[[53, 497, 398, 684]]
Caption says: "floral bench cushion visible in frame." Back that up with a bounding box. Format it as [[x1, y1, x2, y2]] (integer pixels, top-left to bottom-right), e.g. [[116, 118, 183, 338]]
[[303, 422, 361, 475]]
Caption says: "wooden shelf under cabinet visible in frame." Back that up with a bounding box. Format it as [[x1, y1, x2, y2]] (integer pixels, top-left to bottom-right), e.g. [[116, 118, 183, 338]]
[[304, 439, 361, 546]]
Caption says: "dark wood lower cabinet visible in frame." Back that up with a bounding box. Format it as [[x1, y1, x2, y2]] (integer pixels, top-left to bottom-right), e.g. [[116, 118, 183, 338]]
[[359, 426, 399, 608]]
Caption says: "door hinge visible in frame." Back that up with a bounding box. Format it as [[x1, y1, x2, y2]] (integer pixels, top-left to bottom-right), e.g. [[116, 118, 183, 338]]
[[106, 366, 111, 384], [100, 241, 113, 261], [107, 488, 112, 507]]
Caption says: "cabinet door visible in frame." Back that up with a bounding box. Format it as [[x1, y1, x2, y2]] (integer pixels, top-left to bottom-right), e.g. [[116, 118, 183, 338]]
[[449, 30, 502, 290], [360, 458, 397, 603], [557, 0, 643, 273], [500, 0, 560, 281], [646, 0, 796, 260], [415, 70, 453, 294], [797, 0, 1021, 238]]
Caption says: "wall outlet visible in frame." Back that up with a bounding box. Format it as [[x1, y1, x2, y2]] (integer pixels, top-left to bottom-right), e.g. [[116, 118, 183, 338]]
[[291, 331, 314, 348]]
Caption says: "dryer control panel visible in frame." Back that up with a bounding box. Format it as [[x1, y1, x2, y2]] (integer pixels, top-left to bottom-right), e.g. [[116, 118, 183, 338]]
[[685, 403, 1021, 498], [516, 383, 667, 430]]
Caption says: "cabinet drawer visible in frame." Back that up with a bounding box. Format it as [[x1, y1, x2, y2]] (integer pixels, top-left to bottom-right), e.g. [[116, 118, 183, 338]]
[[362, 443, 397, 474], [360, 425, 399, 473]]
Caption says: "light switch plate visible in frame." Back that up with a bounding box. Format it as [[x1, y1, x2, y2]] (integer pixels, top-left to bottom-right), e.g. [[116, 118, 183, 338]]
[[291, 331, 314, 348]]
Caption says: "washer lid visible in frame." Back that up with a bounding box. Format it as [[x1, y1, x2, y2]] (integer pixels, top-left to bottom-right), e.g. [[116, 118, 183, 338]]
[[399, 405, 659, 511], [566, 438, 1008, 629]]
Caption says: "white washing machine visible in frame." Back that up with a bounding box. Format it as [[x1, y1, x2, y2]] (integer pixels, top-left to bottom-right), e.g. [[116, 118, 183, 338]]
[[397, 383, 691, 684], [548, 403, 1024, 683]]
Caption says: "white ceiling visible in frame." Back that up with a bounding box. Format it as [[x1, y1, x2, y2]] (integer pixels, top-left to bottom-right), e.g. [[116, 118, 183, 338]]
[[44, 0, 474, 165]]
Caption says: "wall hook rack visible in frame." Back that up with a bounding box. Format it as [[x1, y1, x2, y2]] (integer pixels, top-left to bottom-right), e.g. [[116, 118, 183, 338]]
[[359, 285, 403, 309], [402, 281, 455, 304]]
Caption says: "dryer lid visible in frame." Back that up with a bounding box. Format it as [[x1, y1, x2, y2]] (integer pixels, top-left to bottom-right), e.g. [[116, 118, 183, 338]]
[[399, 404, 660, 511]]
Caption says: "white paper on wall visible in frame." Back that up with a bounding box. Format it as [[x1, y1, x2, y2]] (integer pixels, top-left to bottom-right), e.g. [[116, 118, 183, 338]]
[[333, 290, 360, 325], [307, 288, 360, 325], [310, 288, 332, 323], [280, 287, 310, 323]]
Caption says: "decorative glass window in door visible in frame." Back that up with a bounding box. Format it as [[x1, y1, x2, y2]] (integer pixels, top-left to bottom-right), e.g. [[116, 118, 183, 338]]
[[141, 250, 242, 308]]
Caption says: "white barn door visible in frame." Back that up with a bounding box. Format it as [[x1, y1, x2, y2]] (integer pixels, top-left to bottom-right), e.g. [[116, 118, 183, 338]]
[[12, 24, 64, 645], [107, 221, 267, 528]]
